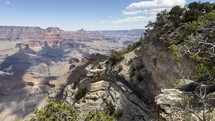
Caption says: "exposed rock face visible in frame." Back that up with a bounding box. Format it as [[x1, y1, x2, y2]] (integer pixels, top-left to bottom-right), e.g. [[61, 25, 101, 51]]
[[0, 26, 69, 42], [136, 40, 195, 88], [155, 89, 215, 121], [98, 29, 144, 45], [61, 6, 215, 121], [155, 89, 185, 120], [63, 42, 196, 120], [0, 55, 91, 121], [0, 71, 51, 121], [3, 24, 202, 120], [63, 63, 151, 121], [0, 26, 146, 121], [62, 34, 207, 121], [0, 26, 144, 76], [70, 29, 105, 40], [0, 26, 43, 41], [117, 48, 157, 105]]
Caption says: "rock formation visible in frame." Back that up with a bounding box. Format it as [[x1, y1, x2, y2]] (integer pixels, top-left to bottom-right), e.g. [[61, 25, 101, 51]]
[[61, 2, 215, 121], [1, 2, 215, 121], [0, 26, 144, 121], [63, 62, 151, 121]]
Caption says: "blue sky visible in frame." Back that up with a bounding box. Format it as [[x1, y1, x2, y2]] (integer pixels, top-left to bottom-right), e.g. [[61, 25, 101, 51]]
[[0, 0, 214, 30]]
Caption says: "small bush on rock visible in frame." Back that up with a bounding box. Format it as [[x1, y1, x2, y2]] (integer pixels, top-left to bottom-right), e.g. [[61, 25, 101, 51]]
[[85, 110, 115, 121], [33, 99, 77, 121], [74, 88, 87, 101]]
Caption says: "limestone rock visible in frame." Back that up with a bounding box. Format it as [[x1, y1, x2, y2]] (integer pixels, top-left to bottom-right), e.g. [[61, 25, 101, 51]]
[[63, 63, 151, 121], [155, 89, 187, 120], [156, 89, 184, 113], [155, 88, 215, 121]]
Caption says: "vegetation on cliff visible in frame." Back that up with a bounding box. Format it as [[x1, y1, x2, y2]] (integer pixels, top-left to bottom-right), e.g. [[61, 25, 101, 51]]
[[32, 100, 115, 121], [31, 1, 214, 121], [145, 1, 215, 85], [143, 1, 215, 120], [32, 100, 77, 121], [106, 1, 215, 120]]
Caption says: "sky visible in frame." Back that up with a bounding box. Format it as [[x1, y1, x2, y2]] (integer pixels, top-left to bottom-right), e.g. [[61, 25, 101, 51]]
[[0, 0, 214, 31]]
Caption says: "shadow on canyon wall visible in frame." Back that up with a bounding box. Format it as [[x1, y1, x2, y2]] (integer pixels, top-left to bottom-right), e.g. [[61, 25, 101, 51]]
[[0, 41, 75, 119], [0, 41, 108, 119]]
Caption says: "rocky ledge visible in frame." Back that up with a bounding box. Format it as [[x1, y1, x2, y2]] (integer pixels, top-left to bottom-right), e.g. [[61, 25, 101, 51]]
[[155, 88, 215, 121], [63, 62, 151, 121]]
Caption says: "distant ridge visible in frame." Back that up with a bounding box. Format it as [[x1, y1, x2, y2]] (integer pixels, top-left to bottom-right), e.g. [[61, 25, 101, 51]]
[[0, 25, 68, 41]]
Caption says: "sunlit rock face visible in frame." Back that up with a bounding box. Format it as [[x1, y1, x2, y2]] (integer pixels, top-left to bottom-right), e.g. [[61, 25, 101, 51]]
[[0, 26, 69, 42], [0, 26, 144, 121], [0, 26, 144, 76], [63, 63, 151, 121], [155, 88, 215, 121]]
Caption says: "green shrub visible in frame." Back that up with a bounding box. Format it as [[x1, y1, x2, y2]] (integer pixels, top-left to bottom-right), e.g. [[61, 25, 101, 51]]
[[72, 78, 81, 89], [117, 65, 123, 72], [185, 21, 200, 35], [145, 21, 155, 28], [33, 99, 77, 121], [191, 54, 202, 62], [183, 113, 196, 121], [172, 79, 181, 88], [85, 110, 115, 121], [162, 34, 169, 40], [175, 34, 184, 41], [193, 63, 214, 82], [169, 6, 184, 26], [114, 108, 123, 118], [72, 71, 86, 89], [92, 60, 100, 69], [168, 44, 184, 61], [198, 10, 215, 22], [126, 40, 142, 52], [107, 50, 124, 66], [128, 59, 133, 64], [97, 64, 103, 69], [74, 88, 87, 101], [104, 101, 115, 116], [92, 60, 104, 69], [182, 2, 215, 22], [185, 10, 215, 35]]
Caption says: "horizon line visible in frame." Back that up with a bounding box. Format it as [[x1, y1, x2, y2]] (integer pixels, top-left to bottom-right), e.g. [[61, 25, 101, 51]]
[[0, 25, 145, 31]]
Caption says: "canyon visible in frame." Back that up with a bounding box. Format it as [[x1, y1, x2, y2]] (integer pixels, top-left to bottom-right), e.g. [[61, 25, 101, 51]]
[[0, 2, 214, 121], [1, 20, 214, 121], [0, 26, 144, 121]]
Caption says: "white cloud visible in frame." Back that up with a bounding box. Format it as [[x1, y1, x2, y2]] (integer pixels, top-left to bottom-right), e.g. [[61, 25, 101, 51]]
[[127, 0, 185, 10], [113, 15, 155, 24], [126, 0, 186, 15], [123, 10, 141, 15], [143, 8, 169, 14], [114, 0, 186, 26], [5, 1, 10, 4]]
